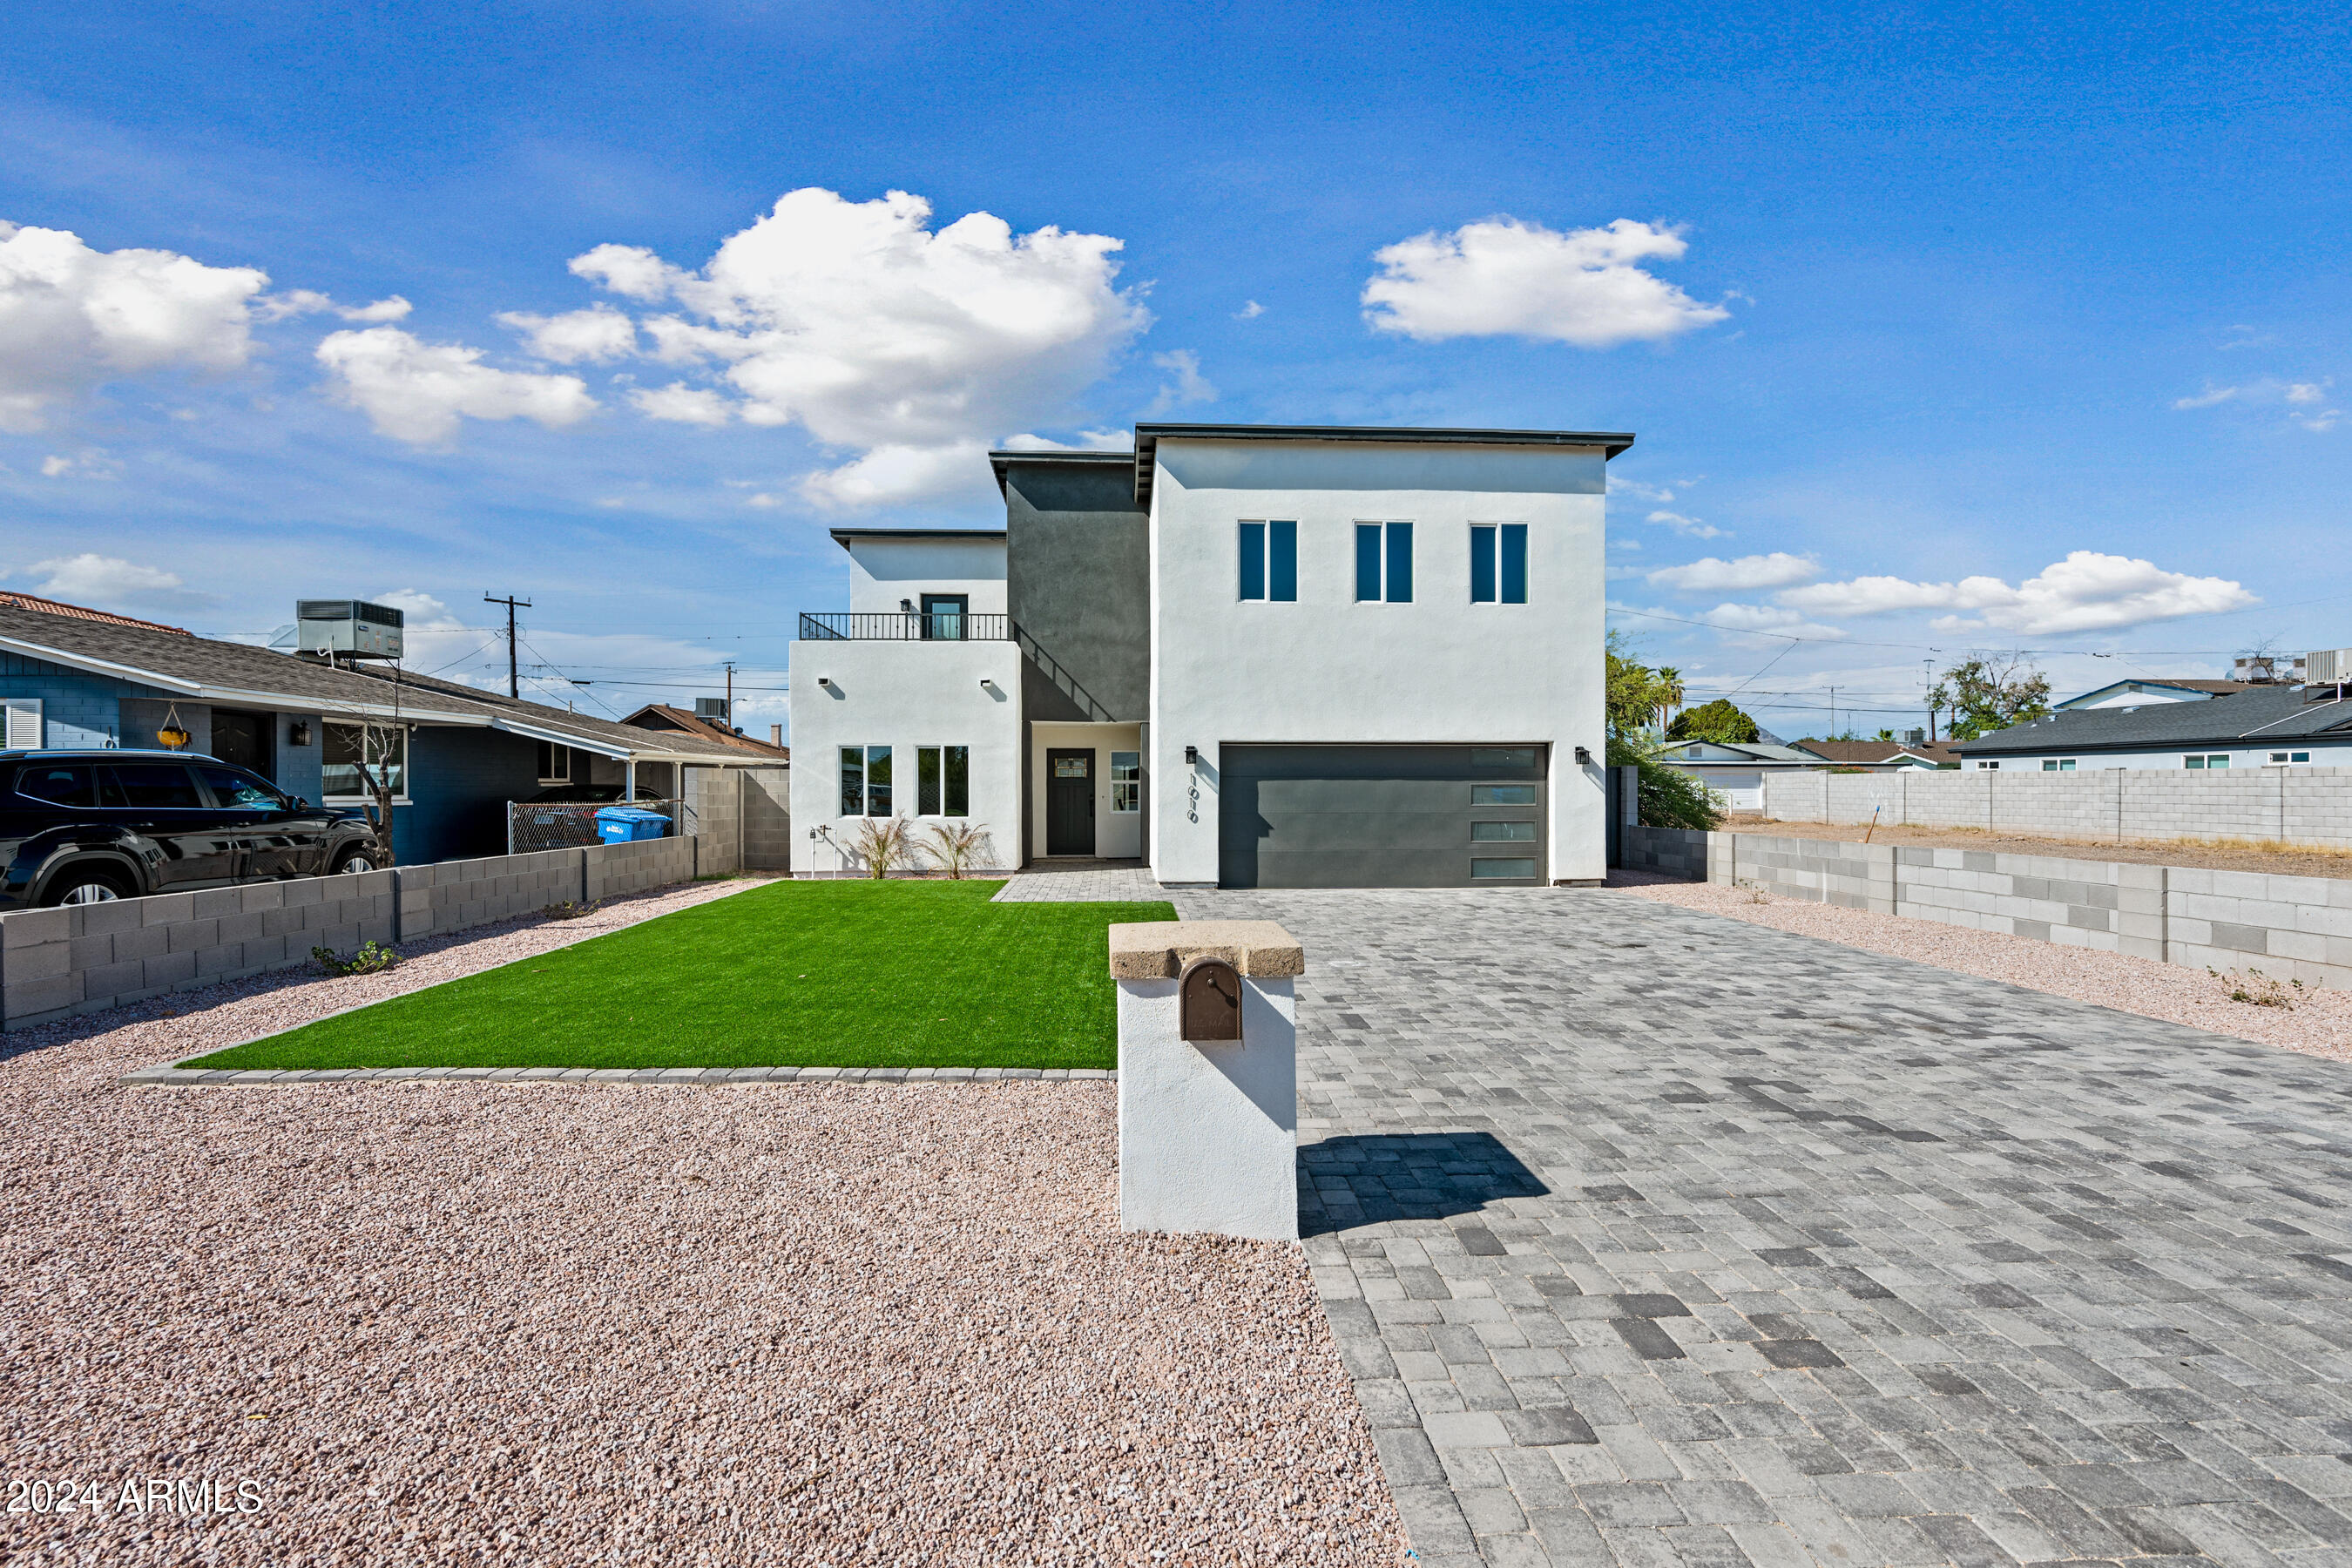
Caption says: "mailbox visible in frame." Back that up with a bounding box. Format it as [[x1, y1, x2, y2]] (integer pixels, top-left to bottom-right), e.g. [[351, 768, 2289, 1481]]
[[1178, 956, 1243, 1044]]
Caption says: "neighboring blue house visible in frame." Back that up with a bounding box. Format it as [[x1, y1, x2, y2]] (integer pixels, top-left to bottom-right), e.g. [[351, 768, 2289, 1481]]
[[0, 595, 763, 864]]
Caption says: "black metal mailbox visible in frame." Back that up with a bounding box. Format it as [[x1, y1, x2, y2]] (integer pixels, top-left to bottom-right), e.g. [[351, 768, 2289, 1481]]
[[1178, 956, 1243, 1044]]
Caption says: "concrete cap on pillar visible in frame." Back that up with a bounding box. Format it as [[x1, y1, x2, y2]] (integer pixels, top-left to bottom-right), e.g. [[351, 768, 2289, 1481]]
[[1107, 920, 1305, 980]]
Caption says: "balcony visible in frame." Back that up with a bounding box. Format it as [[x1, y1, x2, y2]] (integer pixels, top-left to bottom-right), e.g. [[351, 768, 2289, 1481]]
[[796, 612, 1010, 641]]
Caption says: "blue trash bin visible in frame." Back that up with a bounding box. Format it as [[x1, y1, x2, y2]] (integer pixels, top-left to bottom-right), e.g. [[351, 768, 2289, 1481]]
[[594, 806, 672, 843]]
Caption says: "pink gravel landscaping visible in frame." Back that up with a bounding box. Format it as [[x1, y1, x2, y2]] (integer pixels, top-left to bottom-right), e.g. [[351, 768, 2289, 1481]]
[[1612, 869, 2352, 1064], [0, 885, 1402, 1565]]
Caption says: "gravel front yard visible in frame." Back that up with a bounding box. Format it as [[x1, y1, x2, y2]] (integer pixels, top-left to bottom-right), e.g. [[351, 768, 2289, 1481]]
[[0, 891, 1401, 1564], [1612, 869, 2352, 1062]]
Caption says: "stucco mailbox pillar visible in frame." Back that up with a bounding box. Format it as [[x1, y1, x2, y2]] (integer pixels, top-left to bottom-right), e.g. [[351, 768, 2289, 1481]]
[[1106, 920, 1304, 1241]]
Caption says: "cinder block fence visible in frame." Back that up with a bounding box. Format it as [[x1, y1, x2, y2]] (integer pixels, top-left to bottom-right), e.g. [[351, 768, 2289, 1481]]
[[0, 835, 702, 1032], [1624, 825, 2352, 990]]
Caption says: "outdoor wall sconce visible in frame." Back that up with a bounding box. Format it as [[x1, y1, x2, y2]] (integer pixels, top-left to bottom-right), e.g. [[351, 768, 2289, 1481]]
[[1179, 956, 1243, 1044], [1574, 746, 1592, 764], [979, 676, 995, 689], [288, 721, 313, 747], [1184, 745, 1200, 765], [816, 676, 833, 687]]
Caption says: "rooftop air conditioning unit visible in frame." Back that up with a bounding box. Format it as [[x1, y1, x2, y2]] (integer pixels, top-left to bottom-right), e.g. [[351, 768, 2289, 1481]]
[[694, 696, 730, 722], [2302, 648, 2352, 686], [1903, 728, 1926, 746], [294, 599, 404, 659]]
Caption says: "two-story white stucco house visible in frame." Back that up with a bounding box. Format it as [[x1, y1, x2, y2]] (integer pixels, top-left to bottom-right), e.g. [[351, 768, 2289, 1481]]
[[787, 422, 1630, 888]]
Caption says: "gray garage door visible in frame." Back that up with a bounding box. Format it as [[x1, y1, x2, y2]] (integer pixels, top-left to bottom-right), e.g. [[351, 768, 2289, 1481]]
[[1218, 744, 1548, 889]]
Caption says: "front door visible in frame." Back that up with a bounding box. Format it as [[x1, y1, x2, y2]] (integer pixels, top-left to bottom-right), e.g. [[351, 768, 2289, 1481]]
[[1046, 749, 1094, 856], [211, 708, 273, 775], [920, 594, 968, 639]]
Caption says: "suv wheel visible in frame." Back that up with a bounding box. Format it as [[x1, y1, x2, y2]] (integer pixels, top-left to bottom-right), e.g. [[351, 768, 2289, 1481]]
[[331, 851, 377, 876], [43, 865, 135, 907]]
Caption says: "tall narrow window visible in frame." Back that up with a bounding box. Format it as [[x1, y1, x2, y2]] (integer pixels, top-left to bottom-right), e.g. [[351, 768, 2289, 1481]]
[[1239, 522, 1267, 600], [1110, 751, 1140, 812], [839, 746, 865, 815], [1267, 520, 1296, 601], [1384, 521, 1413, 602], [866, 745, 892, 813], [1355, 521, 1413, 602], [1498, 524, 1527, 603], [919, 746, 943, 814], [944, 746, 969, 815], [1471, 526, 1497, 603]]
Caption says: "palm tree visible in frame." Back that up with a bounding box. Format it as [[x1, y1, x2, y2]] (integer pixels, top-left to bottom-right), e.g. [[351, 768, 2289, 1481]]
[[1652, 666, 1686, 733]]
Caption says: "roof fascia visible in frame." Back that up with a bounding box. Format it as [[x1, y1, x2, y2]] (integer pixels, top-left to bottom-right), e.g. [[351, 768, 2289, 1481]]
[[1132, 422, 1637, 504], [0, 633, 206, 694]]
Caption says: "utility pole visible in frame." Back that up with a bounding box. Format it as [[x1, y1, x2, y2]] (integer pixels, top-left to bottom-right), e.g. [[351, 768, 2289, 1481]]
[[484, 593, 531, 699], [725, 661, 736, 729]]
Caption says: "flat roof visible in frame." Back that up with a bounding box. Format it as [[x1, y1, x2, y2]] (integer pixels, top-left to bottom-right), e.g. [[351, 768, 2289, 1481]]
[[828, 527, 1007, 554], [986, 447, 1137, 496], [1129, 422, 1636, 504]]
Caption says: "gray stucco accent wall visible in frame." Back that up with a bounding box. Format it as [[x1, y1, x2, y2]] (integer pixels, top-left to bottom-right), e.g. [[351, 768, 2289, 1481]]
[[1004, 461, 1150, 722]]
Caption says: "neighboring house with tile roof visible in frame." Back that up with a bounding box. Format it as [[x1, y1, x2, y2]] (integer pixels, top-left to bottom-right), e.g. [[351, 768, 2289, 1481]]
[[622, 703, 790, 760], [1954, 683, 2352, 771], [0, 601, 773, 863], [0, 591, 191, 635]]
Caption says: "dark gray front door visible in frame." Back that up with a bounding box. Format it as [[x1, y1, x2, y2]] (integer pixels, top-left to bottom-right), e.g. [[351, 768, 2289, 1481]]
[[211, 708, 273, 775], [1218, 744, 1547, 889], [1046, 749, 1094, 855]]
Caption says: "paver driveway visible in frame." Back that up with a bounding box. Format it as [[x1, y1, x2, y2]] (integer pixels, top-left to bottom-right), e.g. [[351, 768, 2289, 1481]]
[[1176, 886, 2352, 1568]]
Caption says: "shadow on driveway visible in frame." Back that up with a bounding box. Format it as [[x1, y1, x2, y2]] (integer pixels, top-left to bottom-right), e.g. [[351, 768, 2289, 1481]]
[[1298, 1131, 1548, 1236]]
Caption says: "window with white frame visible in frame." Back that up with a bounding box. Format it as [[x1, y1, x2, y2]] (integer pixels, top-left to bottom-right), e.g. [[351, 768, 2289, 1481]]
[[916, 746, 969, 815], [1237, 521, 1297, 602], [1110, 751, 1140, 812], [1354, 522, 1413, 603], [840, 745, 892, 814], [1470, 524, 1528, 604], [2267, 751, 2312, 766], [2042, 758, 2077, 771], [323, 722, 409, 801], [536, 740, 571, 783], [1975, 760, 2000, 769], [2184, 754, 2230, 769]]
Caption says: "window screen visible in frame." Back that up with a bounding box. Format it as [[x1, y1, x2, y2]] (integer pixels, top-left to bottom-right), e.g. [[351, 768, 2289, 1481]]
[[919, 746, 943, 815]]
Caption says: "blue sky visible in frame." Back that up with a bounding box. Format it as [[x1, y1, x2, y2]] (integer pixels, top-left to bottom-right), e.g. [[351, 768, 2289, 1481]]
[[4, 0, 2346, 740]]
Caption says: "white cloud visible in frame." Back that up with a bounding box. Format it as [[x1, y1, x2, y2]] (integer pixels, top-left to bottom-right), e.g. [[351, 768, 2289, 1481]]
[[339, 295, 413, 323], [2173, 375, 2339, 429], [314, 326, 598, 445], [1699, 602, 1847, 639], [1146, 348, 1215, 413], [24, 552, 215, 611], [498, 303, 637, 363], [565, 187, 1148, 504], [1778, 551, 2257, 634], [1644, 509, 1726, 540], [37, 449, 118, 480], [1235, 300, 1264, 320], [1362, 217, 1728, 347], [371, 588, 465, 628], [0, 220, 271, 431], [258, 290, 411, 323], [1647, 553, 1818, 592], [629, 381, 732, 426]]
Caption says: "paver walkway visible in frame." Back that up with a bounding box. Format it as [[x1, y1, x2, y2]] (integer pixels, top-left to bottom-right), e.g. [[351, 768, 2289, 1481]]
[[1175, 886, 2352, 1568], [992, 859, 1163, 902]]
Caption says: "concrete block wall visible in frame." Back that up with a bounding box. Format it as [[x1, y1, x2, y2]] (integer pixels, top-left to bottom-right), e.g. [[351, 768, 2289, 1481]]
[[1733, 833, 1896, 913], [397, 847, 588, 942], [0, 833, 713, 1031], [1619, 826, 2352, 993], [1, 871, 397, 1031], [685, 767, 741, 876], [741, 767, 792, 870], [585, 835, 698, 901], [1760, 766, 2352, 848]]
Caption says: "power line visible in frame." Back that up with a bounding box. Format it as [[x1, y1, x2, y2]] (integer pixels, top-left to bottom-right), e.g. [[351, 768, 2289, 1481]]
[[484, 593, 531, 699]]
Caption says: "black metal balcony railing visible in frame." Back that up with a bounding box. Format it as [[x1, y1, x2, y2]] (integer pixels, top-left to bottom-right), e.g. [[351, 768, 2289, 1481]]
[[796, 612, 1011, 641]]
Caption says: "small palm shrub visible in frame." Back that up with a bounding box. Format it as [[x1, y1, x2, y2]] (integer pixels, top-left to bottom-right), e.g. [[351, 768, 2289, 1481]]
[[849, 815, 914, 878], [925, 821, 992, 879]]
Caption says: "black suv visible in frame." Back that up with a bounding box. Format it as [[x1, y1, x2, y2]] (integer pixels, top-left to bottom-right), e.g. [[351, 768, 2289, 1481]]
[[0, 750, 387, 910]]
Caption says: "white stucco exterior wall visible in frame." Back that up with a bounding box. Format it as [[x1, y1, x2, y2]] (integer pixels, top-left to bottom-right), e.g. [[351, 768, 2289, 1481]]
[[1116, 975, 1298, 1240], [786, 638, 1023, 875], [844, 536, 1008, 615], [1030, 721, 1145, 859], [1146, 439, 1610, 885]]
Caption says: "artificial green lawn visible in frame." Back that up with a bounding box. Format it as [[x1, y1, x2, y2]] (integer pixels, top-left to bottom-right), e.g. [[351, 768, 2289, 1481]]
[[185, 880, 1175, 1071]]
